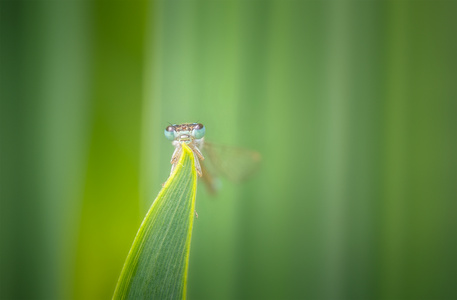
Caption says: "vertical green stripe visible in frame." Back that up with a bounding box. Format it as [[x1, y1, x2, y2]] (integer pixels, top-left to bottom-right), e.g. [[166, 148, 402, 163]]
[[74, 2, 148, 299]]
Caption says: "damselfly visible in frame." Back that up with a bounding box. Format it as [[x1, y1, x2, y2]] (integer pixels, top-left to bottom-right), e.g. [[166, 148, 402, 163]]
[[164, 123, 261, 193]]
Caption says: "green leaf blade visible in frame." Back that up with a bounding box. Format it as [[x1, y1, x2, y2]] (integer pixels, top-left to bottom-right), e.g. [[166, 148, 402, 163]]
[[114, 143, 197, 300]]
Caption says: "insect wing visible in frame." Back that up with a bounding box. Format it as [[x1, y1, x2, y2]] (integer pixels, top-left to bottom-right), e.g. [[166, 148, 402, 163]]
[[202, 141, 261, 183], [199, 161, 220, 195]]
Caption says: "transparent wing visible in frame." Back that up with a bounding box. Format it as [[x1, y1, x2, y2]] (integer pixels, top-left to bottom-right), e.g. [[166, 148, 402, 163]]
[[202, 141, 261, 183], [199, 161, 220, 195]]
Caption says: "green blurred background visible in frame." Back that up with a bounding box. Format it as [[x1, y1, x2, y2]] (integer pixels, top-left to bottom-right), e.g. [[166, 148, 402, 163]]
[[1, 1, 456, 299]]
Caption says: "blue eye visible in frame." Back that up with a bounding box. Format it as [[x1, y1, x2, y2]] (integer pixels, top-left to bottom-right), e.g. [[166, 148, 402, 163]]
[[192, 123, 205, 139], [164, 126, 175, 141]]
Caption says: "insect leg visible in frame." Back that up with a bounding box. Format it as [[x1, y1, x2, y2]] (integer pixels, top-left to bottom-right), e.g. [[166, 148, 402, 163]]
[[170, 146, 182, 175], [192, 151, 203, 177], [188, 143, 204, 161]]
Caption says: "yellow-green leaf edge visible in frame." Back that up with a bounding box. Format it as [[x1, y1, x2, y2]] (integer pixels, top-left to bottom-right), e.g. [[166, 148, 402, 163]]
[[113, 143, 197, 299]]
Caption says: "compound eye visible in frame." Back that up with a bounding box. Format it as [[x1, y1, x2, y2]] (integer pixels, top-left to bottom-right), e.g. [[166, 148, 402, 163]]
[[192, 124, 205, 139], [164, 126, 175, 141]]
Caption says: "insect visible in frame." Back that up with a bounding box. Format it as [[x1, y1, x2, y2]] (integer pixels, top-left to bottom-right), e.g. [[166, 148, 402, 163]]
[[164, 122, 261, 193]]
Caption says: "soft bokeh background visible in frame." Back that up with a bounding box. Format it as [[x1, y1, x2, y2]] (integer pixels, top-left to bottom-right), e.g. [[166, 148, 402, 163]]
[[1, 1, 456, 300]]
